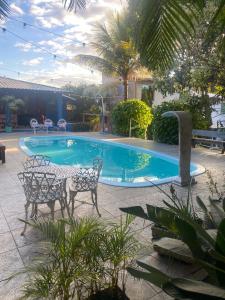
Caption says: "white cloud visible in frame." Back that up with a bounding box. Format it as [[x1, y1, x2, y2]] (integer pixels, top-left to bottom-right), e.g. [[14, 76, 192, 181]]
[[15, 42, 33, 52], [0, 62, 3, 65], [20, 62, 102, 87], [22, 57, 43, 66], [10, 3, 24, 15]]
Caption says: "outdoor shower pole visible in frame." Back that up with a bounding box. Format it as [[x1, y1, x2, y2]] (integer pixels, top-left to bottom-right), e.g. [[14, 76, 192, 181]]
[[96, 94, 104, 133], [162, 111, 193, 186]]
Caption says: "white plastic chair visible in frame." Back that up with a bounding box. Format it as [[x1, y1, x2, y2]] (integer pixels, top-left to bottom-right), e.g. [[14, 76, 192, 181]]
[[30, 118, 40, 134], [57, 119, 67, 131], [44, 119, 53, 133]]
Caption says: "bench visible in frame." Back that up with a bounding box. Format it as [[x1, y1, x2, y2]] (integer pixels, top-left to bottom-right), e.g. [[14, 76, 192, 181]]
[[0, 144, 6, 163], [192, 129, 225, 154]]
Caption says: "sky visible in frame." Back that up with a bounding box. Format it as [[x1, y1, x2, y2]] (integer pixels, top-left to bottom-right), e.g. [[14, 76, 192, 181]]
[[0, 0, 125, 87]]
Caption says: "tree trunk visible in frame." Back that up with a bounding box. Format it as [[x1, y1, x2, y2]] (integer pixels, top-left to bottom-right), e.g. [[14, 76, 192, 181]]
[[123, 77, 128, 100]]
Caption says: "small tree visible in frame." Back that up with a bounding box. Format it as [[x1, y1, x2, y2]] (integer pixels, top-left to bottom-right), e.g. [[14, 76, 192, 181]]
[[0, 95, 24, 128], [111, 99, 153, 139]]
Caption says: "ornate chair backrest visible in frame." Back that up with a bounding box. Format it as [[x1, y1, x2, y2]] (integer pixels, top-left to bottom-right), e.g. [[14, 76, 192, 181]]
[[18, 171, 62, 203], [23, 155, 51, 170], [30, 118, 39, 128], [70, 158, 103, 192], [57, 119, 67, 128], [92, 158, 103, 178]]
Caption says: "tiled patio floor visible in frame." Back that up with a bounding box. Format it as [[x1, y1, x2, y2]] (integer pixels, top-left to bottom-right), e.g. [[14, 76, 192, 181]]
[[0, 132, 224, 299]]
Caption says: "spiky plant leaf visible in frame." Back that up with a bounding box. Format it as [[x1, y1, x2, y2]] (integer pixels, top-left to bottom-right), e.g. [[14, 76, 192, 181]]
[[120, 206, 148, 220], [164, 278, 225, 299]]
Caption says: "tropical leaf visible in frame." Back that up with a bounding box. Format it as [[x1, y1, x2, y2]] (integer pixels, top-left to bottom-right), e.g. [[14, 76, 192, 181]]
[[127, 261, 169, 288], [120, 206, 148, 220], [62, 0, 86, 11], [0, 0, 9, 19], [129, 0, 225, 72], [164, 278, 225, 299]]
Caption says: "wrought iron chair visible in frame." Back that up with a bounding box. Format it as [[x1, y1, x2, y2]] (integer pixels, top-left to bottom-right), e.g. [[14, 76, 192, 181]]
[[23, 155, 51, 170], [69, 158, 103, 217], [18, 171, 65, 235]]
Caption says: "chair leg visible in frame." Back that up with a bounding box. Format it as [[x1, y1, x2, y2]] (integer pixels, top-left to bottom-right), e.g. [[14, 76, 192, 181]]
[[92, 190, 101, 217], [21, 201, 30, 236], [48, 202, 55, 220], [70, 190, 77, 217], [60, 200, 64, 218]]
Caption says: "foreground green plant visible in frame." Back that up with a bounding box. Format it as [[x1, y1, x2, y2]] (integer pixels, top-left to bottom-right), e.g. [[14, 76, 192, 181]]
[[16, 216, 138, 300], [121, 181, 225, 299]]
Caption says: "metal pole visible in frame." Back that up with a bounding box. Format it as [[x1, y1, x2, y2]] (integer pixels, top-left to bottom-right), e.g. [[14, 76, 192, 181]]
[[96, 95, 104, 133]]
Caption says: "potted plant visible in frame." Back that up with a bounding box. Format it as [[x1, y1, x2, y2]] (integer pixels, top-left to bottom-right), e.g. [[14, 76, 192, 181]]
[[14, 216, 139, 299], [0, 95, 24, 132]]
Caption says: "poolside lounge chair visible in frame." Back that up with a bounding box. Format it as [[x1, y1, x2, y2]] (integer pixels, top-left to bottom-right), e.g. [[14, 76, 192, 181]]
[[69, 158, 103, 217], [30, 118, 40, 134], [18, 171, 65, 235], [44, 118, 53, 133], [57, 119, 67, 131]]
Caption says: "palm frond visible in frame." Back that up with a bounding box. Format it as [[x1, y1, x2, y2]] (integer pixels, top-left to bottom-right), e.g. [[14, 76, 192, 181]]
[[0, 0, 9, 19], [62, 0, 87, 12], [130, 0, 206, 72]]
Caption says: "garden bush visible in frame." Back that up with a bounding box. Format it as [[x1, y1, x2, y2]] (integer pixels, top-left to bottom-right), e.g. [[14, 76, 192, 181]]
[[111, 99, 153, 139], [150, 95, 212, 144]]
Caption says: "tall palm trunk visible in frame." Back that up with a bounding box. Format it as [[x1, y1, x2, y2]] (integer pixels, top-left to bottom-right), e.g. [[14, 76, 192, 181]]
[[123, 76, 128, 100]]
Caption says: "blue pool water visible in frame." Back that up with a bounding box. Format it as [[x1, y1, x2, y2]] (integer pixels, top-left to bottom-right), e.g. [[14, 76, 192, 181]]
[[20, 136, 201, 187]]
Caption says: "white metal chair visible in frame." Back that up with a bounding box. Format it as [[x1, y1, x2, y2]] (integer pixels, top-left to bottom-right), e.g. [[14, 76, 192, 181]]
[[44, 118, 53, 133], [69, 158, 103, 217], [30, 118, 40, 134], [57, 119, 67, 131], [18, 171, 65, 235]]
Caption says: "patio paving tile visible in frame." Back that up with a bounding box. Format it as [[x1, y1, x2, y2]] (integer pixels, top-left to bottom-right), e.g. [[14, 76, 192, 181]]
[[6, 212, 25, 231], [0, 232, 17, 254], [0, 209, 10, 234], [11, 227, 42, 248], [0, 274, 26, 300], [0, 248, 24, 281]]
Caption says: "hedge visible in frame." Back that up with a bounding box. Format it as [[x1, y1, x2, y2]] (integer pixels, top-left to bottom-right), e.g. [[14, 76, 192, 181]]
[[111, 99, 153, 139], [150, 96, 212, 144]]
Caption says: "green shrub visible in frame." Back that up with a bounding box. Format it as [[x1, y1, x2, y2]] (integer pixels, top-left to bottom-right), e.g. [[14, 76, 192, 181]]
[[111, 99, 153, 139], [150, 95, 212, 144]]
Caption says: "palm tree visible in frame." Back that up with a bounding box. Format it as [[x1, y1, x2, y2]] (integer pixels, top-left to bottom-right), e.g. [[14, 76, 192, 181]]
[[0, 0, 9, 19], [128, 0, 225, 72], [62, 0, 87, 11], [71, 14, 141, 100]]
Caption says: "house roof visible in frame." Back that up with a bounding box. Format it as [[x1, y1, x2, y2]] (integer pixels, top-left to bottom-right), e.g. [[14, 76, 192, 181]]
[[0, 76, 62, 93]]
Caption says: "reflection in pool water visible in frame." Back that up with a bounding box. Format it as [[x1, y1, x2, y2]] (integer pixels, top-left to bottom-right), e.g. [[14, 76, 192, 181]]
[[21, 136, 198, 187]]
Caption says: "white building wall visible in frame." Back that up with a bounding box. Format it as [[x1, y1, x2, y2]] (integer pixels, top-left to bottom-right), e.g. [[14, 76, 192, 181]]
[[153, 91, 180, 106]]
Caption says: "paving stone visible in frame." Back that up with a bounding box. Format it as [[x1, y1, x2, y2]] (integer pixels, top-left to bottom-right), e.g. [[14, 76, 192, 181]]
[[0, 248, 24, 281], [0, 232, 16, 254], [0, 209, 10, 234]]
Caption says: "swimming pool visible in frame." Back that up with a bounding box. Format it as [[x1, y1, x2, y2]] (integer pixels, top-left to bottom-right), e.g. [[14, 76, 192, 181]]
[[20, 135, 204, 187]]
